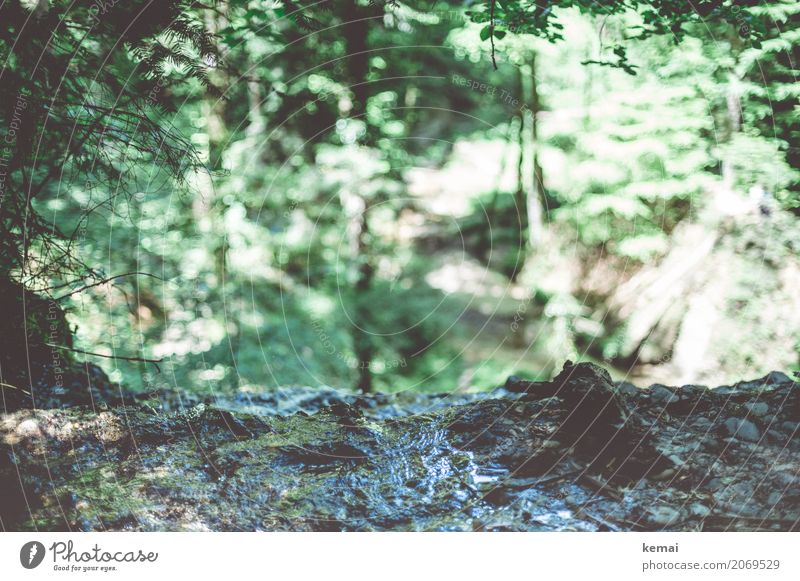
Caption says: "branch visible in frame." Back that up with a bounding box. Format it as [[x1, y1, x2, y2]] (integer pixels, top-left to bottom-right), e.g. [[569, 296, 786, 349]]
[[56, 272, 163, 301], [489, 0, 498, 70], [44, 344, 163, 372], [0, 382, 32, 396]]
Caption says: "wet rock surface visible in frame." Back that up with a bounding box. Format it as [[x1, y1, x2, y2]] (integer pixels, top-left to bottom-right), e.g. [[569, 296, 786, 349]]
[[1, 362, 797, 531]]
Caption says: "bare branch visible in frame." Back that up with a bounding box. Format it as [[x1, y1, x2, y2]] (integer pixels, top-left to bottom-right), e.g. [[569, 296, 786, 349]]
[[56, 272, 163, 301]]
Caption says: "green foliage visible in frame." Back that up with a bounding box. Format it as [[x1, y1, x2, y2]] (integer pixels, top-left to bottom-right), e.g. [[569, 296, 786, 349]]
[[349, 280, 464, 391], [2, 0, 798, 395], [458, 190, 528, 278], [467, 0, 768, 71], [0, 0, 217, 284]]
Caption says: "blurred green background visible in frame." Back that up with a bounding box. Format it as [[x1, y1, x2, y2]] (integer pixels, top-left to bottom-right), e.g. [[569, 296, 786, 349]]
[[4, 1, 799, 396]]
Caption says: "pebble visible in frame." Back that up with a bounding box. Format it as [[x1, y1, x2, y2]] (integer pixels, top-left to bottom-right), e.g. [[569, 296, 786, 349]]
[[767, 491, 783, 506], [680, 385, 707, 398], [767, 430, 784, 443], [647, 505, 683, 526], [650, 385, 679, 405], [667, 454, 686, 466], [15, 419, 42, 439], [764, 371, 793, 385], [723, 417, 761, 442], [744, 402, 769, 416], [734, 371, 793, 391], [781, 421, 798, 434], [689, 503, 710, 518], [692, 417, 712, 429]]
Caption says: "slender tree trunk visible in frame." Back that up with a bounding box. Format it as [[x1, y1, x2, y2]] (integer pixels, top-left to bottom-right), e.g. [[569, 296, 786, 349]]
[[509, 110, 527, 282], [354, 203, 375, 393], [721, 30, 744, 190], [246, 69, 265, 139], [722, 70, 742, 189], [582, 44, 593, 130], [514, 67, 528, 235], [203, 10, 228, 172], [343, 0, 379, 392], [515, 113, 527, 229], [528, 50, 545, 248], [196, 8, 240, 389], [483, 118, 516, 257], [509, 65, 529, 283]]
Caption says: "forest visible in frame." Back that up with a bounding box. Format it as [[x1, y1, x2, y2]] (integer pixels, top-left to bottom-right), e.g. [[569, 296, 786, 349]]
[[0, 0, 798, 532]]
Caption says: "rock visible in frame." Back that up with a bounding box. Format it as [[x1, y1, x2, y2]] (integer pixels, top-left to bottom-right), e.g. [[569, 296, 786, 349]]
[[774, 472, 797, 488], [504, 375, 529, 393], [14, 419, 41, 439], [667, 454, 686, 466], [649, 385, 680, 404], [734, 371, 794, 391], [679, 385, 708, 400], [646, 505, 683, 527], [723, 417, 761, 442], [2, 362, 797, 532], [767, 430, 784, 442], [767, 491, 783, 506], [744, 402, 769, 416], [616, 382, 638, 397], [692, 416, 713, 430], [531, 362, 671, 479], [765, 371, 793, 385]]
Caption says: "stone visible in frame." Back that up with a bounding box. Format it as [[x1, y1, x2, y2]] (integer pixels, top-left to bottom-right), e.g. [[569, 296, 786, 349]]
[[767, 430, 784, 443], [775, 473, 797, 488], [647, 505, 683, 526], [679, 384, 708, 398], [723, 417, 761, 442], [764, 371, 793, 385], [767, 491, 783, 506], [744, 402, 769, 416], [667, 454, 686, 466], [2, 363, 797, 532], [15, 419, 41, 439], [689, 503, 710, 518], [692, 416, 712, 429], [650, 385, 680, 404], [734, 371, 794, 391], [616, 382, 638, 397], [781, 421, 798, 434]]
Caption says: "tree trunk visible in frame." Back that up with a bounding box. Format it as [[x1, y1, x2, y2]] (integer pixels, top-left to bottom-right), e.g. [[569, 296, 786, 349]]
[[196, 7, 239, 389], [343, 0, 380, 392], [514, 68, 528, 236], [527, 50, 545, 248], [354, 204, 375, 393], [203, 9, 228, 172], [721, 30, 744, 190], [721, 70, 741, 189]]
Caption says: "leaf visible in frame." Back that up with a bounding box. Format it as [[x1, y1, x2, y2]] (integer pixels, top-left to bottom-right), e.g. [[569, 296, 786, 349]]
[[480, 25, 492, 41]]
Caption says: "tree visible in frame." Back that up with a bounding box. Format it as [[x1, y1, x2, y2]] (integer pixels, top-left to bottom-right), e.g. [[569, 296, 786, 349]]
[[0, 1, 218, 289], [1, 0, 787, 399]]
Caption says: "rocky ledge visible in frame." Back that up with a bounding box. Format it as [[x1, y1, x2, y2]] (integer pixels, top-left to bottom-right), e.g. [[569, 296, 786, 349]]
[[1, 363, 797, 531]]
